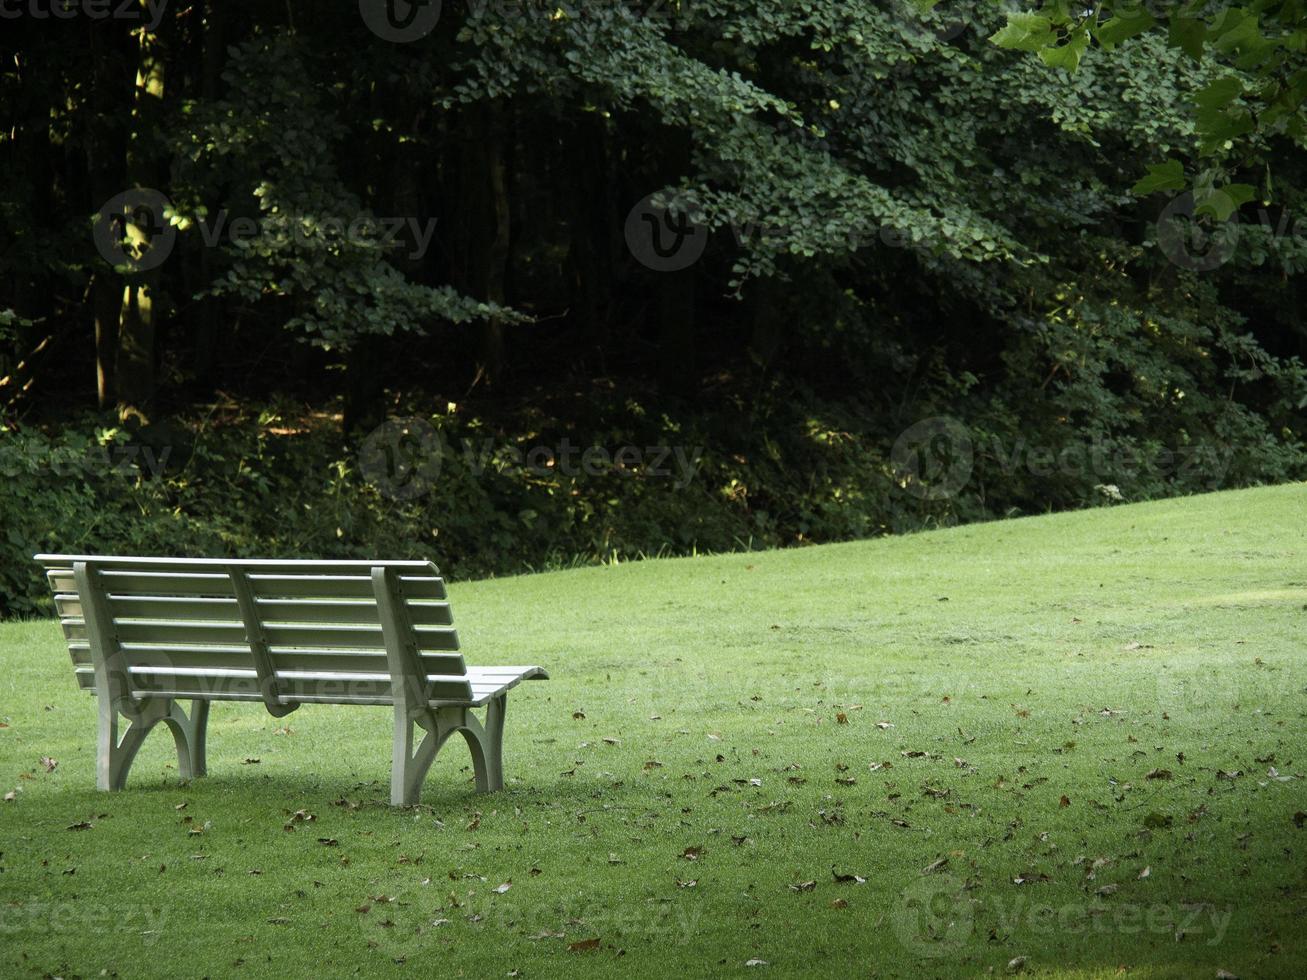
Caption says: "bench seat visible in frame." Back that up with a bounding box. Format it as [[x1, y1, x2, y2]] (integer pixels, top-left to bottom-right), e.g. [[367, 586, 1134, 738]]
[[36, 554, 549, 804]]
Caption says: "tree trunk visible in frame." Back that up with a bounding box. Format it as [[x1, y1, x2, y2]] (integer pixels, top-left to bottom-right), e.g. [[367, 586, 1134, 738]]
[[115, 5, 168, 421], [478, 100, 512, 386], [192, 0, 229, 393]]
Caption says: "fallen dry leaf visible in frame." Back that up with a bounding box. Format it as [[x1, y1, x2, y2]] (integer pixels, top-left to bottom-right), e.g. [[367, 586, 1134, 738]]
[[568, 938, 600, 953], [921, 857, 948, 875], [789, 880, 816, 892], [40, 756, 57, 773], [494, 881, 512, 894], [1146, 769, 1174, 781], [1012, 872, 1050, 885], [829, 898, 848, 909]]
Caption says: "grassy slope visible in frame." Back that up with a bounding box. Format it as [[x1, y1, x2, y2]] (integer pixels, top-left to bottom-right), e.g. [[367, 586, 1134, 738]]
[[0, 484, 1304, 978]]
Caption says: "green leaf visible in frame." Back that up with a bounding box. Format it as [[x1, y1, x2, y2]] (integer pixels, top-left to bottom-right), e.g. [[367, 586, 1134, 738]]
[[1195, 183, 1256, 220], [990, 13, 1058, 52], [1197, 182, 1254, 218], [1039, 30, 1090, 72], [1132, 159, 1186, 196], [1095, 13, 1157, 51], [1194, 76, 1244, 110], [1169, 17, 1207, 62]]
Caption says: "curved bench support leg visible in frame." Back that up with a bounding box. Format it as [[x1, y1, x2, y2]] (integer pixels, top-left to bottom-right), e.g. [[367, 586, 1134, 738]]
[[480, 695, 507, 792], [98, 698, 211, 790], [159, 700, 210, 781], [457, 697, 506, 794], [391, 706, 445, 806], [97, 697, 168, 791], [390, 699, 508, 804], [190, 700, 210, 777]]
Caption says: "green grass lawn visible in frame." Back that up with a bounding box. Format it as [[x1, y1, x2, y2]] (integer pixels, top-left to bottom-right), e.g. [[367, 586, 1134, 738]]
[[1, 485, 1305, 978]]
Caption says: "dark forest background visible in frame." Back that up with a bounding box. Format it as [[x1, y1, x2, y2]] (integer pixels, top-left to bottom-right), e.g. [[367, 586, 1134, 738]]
[[2, 0, 1305, 614]]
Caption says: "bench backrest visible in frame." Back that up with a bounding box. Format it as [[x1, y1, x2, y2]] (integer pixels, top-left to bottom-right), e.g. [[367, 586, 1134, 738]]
[[36, 555, 471, 705]]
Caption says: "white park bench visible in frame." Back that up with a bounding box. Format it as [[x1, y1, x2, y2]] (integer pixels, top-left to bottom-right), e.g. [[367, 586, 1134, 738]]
[[35, 554, 547, 805]]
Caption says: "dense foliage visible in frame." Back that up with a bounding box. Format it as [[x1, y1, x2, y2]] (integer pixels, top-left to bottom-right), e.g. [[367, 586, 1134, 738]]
[[1, 1, 1304, 614]]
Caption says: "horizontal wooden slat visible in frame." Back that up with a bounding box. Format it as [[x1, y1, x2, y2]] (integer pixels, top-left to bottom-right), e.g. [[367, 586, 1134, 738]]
[[46, 570, 447, 601], [109, 595, 240, 621], [73, 665, 542, 706], [254, 598, 377, 624], [251, 574, 446, 600], [401, 601, 454, 627], [50, 570, 230, 597], [37, 554, 437, 572], [66, 642, 466, 676], [64, 620, 458, 653], [123, 666, 474, 702], [107, 595, 451, 626]]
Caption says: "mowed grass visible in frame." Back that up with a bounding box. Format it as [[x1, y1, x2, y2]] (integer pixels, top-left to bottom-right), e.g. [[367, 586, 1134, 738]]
[[1, 485, 1305, 979]]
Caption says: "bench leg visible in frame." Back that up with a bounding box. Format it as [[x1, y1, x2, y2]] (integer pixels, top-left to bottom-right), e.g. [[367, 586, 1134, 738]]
[[391, 706, 443, 807], [98, 698, 211, 790], [159, 700, 210, 781], [389, 700, 508, 805], [96, 697, 165, 790], [460, 696, 506, 794], [483, 694, 507, 792]]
